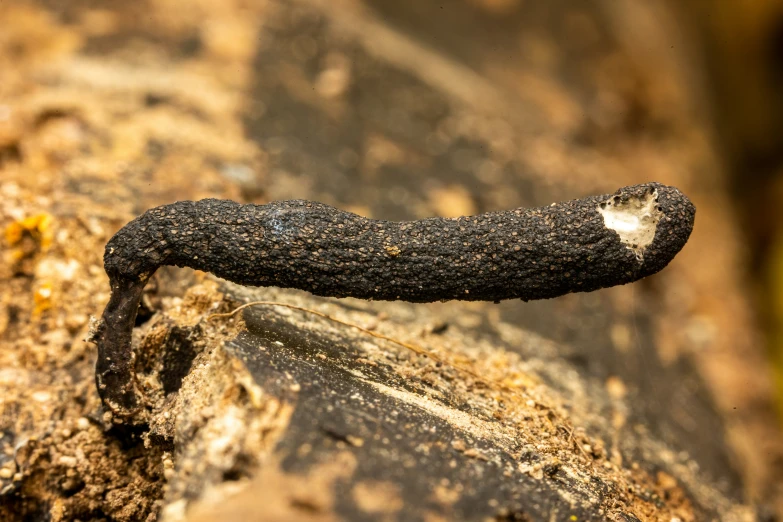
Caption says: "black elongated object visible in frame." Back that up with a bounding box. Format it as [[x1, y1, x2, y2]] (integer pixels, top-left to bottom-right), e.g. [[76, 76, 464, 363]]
[[94, 182, 695, 421]]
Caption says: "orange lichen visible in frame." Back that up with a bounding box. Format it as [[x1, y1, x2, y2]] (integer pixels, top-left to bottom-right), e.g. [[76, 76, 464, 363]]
[[5, 213, 54, 251], [33, 281, 54, 315]]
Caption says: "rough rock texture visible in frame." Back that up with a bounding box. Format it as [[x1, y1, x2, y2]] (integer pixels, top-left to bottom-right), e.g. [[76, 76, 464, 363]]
[[0, 0, 780, 520], [146, 281, 749, 521]]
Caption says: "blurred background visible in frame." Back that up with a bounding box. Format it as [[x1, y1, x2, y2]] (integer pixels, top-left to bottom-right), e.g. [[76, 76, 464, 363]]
[[679, 0, 783, 416], [3, 0, 783, 516]]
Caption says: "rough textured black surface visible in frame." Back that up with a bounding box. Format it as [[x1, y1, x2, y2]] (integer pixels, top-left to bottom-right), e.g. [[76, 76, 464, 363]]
[[222, 309, 620, 522], [203, 287, 723, 521], [104, 182, 693, 301], [96, 183, 694, 419]]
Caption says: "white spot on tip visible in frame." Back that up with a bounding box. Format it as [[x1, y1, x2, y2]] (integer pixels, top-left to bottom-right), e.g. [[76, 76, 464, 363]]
[[597, 189, 662, 259]]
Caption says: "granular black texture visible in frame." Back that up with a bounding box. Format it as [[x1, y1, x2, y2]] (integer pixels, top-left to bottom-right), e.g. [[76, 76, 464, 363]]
[[95, 182, 695, 421]]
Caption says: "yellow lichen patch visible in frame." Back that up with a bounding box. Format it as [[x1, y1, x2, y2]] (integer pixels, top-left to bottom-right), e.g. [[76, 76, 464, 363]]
[[33, 282, 54, 315], [5, 213, 54, 250]]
